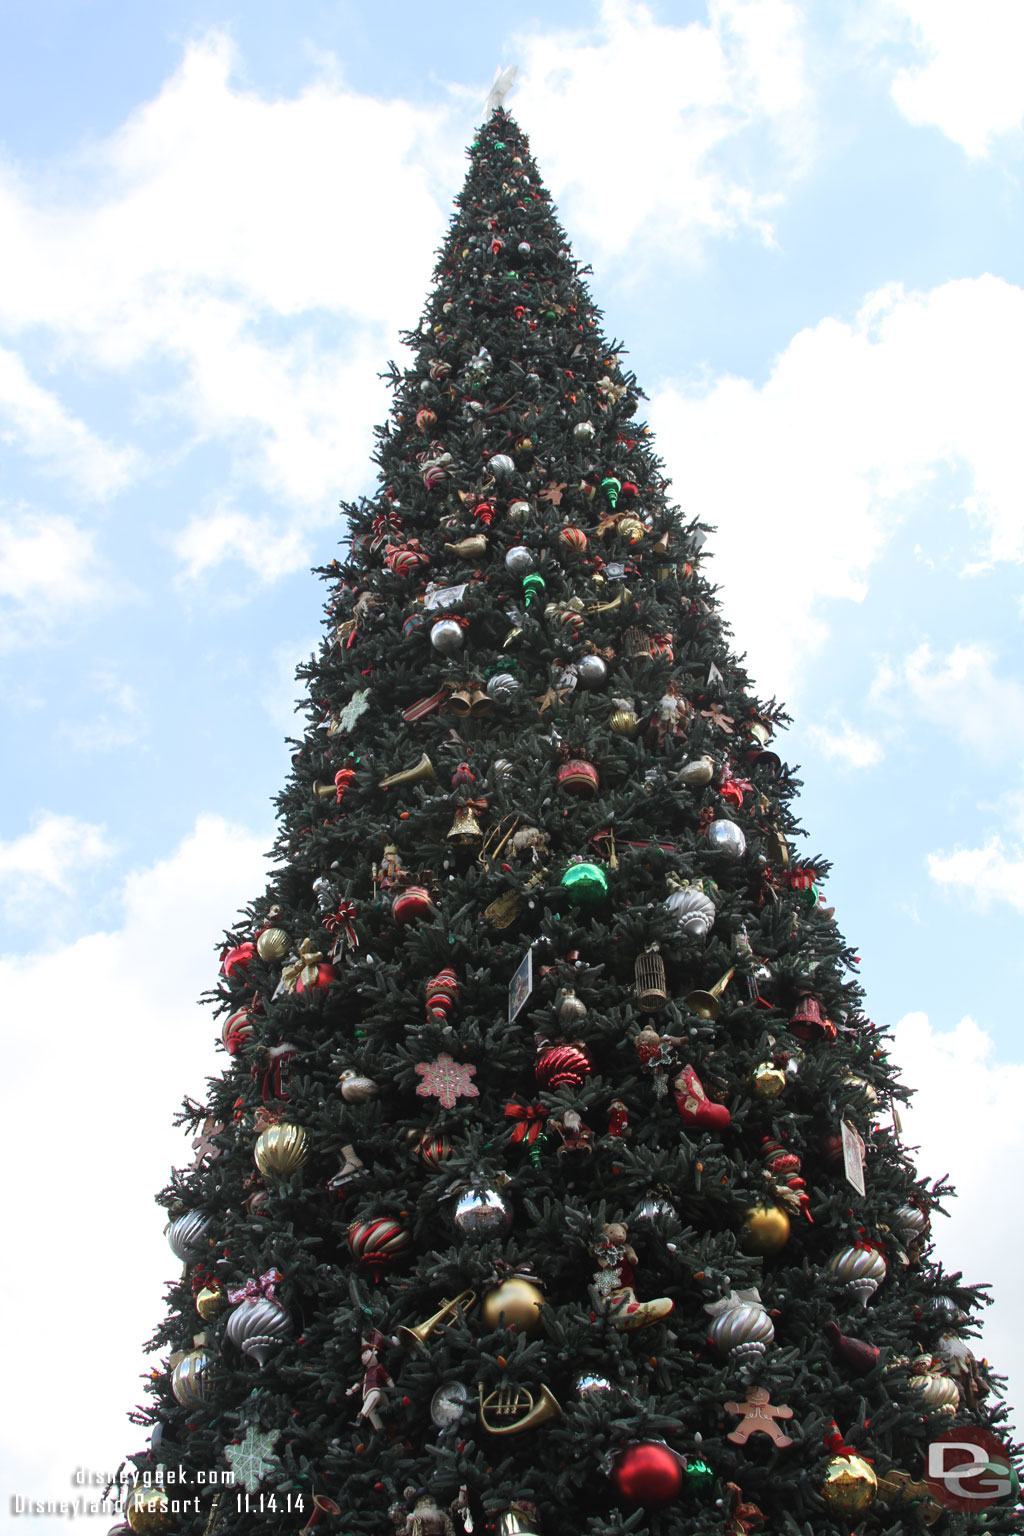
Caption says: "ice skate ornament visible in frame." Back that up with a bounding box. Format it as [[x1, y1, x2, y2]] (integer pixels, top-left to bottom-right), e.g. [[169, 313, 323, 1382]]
[[590, 1221, 673, 1331], [725, 1387, 794, 1448], [483, 65, 518, 117], [346, 1331, 393, 1432]]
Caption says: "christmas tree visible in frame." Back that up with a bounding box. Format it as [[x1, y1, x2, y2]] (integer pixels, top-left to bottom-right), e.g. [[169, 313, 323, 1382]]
[[115, 108, 1018, 1536]]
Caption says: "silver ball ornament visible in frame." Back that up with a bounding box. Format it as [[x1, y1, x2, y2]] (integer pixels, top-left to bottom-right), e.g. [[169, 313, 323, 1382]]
[[486, 672, 520, 702], [167, 1211, 214, 1265], [225, 1295, 293, 1367], [573, 420, 595, 441], [171, 1345, 211, 1407], [576, 1373, 614, 1397], [489, 453, 515, 478], [704, 1292, 775, 1363], [452, 1184, 512, 1239], [508, 500, 531, 523], [430, 618, 465, 654], [664, 886, 716, 938], [505, 544, 536, 576], [706, 819, 746, 858], [575, 654, 608, 689]]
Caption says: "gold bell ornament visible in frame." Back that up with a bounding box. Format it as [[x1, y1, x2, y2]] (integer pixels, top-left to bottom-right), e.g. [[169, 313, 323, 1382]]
[[447, 804, 484, 845]]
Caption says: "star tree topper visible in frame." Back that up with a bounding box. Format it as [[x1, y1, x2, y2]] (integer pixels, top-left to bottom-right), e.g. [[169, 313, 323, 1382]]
[[225, 1424, 280, 1493], [415, 1053, 479, 1110]]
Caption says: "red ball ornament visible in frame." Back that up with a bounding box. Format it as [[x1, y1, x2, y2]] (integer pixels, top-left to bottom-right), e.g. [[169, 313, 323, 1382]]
[[392, 886, 436, 925], [557, 759, 599, 797], [535, 1041, 591, 1089], [611, 1441, 683, 1508], [220, 942, 254, 978], [295, 962, 338, 993]]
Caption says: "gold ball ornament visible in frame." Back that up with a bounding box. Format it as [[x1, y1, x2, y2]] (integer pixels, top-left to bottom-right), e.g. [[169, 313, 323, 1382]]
[[481, 1277, 546, 1336], [741, 1203, 791, 1255], [822, 1455, 877, 1516], [255, 925, 290, 963], [616, 516, 645, 543], [609, 706, 639, 737], [254, 1122, 308, 1179], [196, 1283, 227, 1321], [751, 1062, 787, 1099], [125, 1486, 174, 1533]]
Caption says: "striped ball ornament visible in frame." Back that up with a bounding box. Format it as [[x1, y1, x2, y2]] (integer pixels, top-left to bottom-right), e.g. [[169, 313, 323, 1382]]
[[348, 1215, 410, 1270]]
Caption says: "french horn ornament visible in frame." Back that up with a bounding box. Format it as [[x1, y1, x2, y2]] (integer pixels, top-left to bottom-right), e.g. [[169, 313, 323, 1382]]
[[477, 1381, 563, 1434]]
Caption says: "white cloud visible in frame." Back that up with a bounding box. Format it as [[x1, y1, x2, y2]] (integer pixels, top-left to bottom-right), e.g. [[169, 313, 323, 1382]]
[[805, 715, 883, 767], [0, 33, 453, 514], [0, 346, 137, 496], [511, 0, 812, 260], [893, 1012, 1024, 1413], [57, 673, 146, 754], [927, 837, 1024, 912], [0, 508, 108, 650], [872, 641, 1024, 759], [650, 275, 1024, 697], [882, 0, 1024, 156], [0, 813, 113, 914], [173, 503, 313, 584], [5, 815, 271, 1527]]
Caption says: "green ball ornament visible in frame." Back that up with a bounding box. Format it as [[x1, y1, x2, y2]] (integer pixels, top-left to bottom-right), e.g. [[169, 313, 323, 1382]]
[[684, 1457, 714, 1494], [493, 140, 505, 150], [561, 862, 608, 905]]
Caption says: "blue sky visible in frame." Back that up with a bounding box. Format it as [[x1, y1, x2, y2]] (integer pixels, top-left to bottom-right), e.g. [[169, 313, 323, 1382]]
[[3, 1, 1024, 1524]]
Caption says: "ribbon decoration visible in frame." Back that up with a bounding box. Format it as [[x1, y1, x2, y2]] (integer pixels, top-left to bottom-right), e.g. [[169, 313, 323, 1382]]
[[323, 898, 358, 949], [370, 509, 402, 550], [719, 774, 754, 809], [504, 1102, 548, 1143], [227, 1267, 284, 1305], [281, 938, 324, 993]]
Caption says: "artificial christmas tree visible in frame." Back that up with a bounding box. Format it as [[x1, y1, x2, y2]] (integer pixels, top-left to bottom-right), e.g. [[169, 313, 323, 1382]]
[[113, 108, 1018, 1536]]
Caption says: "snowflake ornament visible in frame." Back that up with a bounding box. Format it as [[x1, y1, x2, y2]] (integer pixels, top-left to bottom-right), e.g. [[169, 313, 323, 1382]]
[[415, 1053, 479, 1109], [336, 689, 371, 734], [225, 1424, 280, 1493]]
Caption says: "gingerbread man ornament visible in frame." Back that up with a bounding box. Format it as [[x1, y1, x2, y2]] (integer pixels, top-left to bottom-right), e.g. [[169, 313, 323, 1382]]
[[724, 1387, 794, 1447]]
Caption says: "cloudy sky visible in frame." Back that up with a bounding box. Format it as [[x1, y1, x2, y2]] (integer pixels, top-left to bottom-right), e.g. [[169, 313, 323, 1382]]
[[3, 0, 1023, 1524]]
